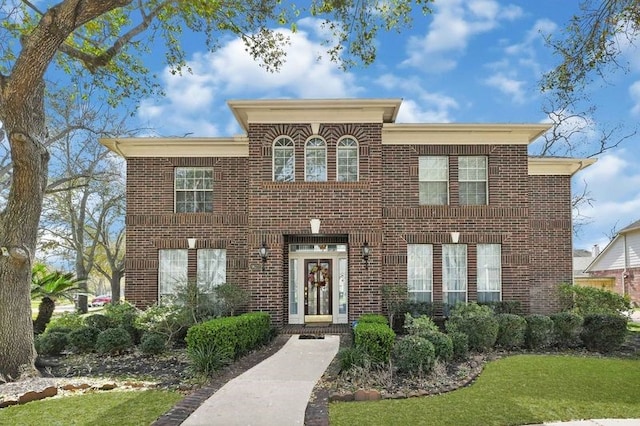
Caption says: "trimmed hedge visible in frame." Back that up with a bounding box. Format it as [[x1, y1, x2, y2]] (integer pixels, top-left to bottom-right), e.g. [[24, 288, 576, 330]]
[[95, 327, 133, 355], [186, 312, 272, 367], [445, 303, 498, 352], [525, 315, 554, 350], [423, 330, 453, 361], [449, 331, 469, 360], [551, 311, 583, 348], [68, 326, 101, 353], [358, 314, 388, 325], [392, 336, 435, 375], [353, 321, 395, 364], [581, 313, 628, 353], [495, 313, 526, 349]]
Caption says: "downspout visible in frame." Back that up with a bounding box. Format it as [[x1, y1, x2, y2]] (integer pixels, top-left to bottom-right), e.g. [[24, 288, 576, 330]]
[[622, 234, 628, 297]]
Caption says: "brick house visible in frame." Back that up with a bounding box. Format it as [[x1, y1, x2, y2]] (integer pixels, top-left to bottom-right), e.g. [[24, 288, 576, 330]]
[[100, 98, 595, 327]]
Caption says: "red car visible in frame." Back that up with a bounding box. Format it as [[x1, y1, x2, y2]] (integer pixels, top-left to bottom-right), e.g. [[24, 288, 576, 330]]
[[90, 295, 112, 307]]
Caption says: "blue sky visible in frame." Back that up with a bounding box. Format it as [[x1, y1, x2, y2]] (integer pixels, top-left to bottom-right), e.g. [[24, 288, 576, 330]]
[[131, 0, 640, 252]]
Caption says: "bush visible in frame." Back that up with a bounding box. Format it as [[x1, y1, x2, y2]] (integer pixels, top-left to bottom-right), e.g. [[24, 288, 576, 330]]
[[358, 314, 389, 325], [404, 313, 439, 337], [104, 302, 141, 343], [187, 343, 233, 375], [525, 315, 555, 350], [67, 326, 101, 353], [214, 283, 250, 317], [84, 314, 115, 331], [559, 283, 632, 316], [353, 322, 395, 364], [448, 331, 469, 360], [480, 301, 523, 315], [551, 311, 583, 348], [445, 303, 498, 352], [140, 332, 167, 355], [495, 313, 526, 349], [43, 325, 73, 336], [95, 327, 133, 355], [581, 314, 628, 353], [392, 336, 435, 375], [47, 312, 84, 331], [338, 346, 371, 371], [423, 330, 453, 361], [135, 303, 187, 344], [36, 332, 68, 356]]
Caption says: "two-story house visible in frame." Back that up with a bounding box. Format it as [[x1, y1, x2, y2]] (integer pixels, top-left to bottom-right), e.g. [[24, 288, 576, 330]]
[[100, 98, 595, 327]]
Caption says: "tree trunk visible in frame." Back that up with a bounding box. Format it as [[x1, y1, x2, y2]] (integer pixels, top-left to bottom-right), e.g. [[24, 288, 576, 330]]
[[33, 297, 55, 335], [111, 268, 123, 303]]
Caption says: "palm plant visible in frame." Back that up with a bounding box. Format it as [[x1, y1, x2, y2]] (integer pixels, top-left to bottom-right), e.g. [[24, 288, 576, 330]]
[[31, 264, 84, 335]]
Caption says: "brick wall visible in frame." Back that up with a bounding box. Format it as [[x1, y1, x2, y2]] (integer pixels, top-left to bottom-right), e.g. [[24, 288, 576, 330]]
[[590, 269, 640, 304]]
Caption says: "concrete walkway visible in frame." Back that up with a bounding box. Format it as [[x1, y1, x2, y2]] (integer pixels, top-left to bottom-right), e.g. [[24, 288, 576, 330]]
[[181, 334, 340, 426], [543, 420, 640, 426]]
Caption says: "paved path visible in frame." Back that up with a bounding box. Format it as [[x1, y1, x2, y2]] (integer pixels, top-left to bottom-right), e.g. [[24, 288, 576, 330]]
[[543, 420, 640, 426], [181, 335, 340, 426]]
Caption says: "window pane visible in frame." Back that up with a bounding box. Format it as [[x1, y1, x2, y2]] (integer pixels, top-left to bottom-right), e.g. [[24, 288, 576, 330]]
[[305, 138, 327, 182], [419, 157, 448, 205], [407, 244, 433, 302], [175, 167, 214, 213], [337, 138, 358, 182], [159, 250, 188, 301], [443, 244, 467, 305], [274, 137, 295, 182], [197, 249, 227, 288], [419, 182, 448, 205], [459, 156, 487, 205], [477, 244, 501, 302], [460, 182, 487, 205]]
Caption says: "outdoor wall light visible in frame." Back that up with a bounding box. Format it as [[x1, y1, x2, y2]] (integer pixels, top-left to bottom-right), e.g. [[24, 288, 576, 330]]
[[362, 241, 371, 269], [187, 238, 197, 249], [450, 231, 460, 244], [259, 241, 269, 271]]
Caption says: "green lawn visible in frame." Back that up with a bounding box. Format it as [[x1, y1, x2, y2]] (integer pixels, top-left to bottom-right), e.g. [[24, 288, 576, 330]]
[[330, 355, 640, 426], [0, 390, 182, 426]]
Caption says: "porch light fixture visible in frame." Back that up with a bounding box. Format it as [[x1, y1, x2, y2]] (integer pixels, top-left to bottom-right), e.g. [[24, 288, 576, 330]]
[[259, 241, 269, 271], [450, 232, 460, 244], [187, 238, 197, 249], [362, 241, 371, 269]]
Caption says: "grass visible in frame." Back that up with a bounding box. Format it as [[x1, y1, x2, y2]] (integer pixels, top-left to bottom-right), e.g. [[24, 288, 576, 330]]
[[0, 390, 182, 426], [330, 355, 640, 426]]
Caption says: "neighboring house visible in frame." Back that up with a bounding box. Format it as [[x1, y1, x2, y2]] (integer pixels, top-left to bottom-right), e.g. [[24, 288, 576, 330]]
[[100, 98, 595, 327], [584, 220, 640, 304]]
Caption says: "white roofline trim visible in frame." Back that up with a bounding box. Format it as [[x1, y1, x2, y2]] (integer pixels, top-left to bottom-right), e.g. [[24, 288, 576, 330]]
[[99, 137, 249, 158], [584, 234, 620, 273], [528, 157, 597, 176], [382, 123, 551, 145]]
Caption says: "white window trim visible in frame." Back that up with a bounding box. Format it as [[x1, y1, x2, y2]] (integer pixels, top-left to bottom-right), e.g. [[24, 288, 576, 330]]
[[459, 156, 488, 205], [477, 244, 502, 302], [174, 167, 214, 213], [272, 136, 295, 182], [336, 136, 359, 182], [418, 156, 449, 205], [304, 136, 327, 182]]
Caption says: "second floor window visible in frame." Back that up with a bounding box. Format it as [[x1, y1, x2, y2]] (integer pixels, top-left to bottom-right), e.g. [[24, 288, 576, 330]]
[[419, 156, 448, 205], [337, 138, 359, 182], [459, 156, 488, 205], [175, 167, 213, 213], [305, 137, 327, 182], [273, 137, 295, 182]]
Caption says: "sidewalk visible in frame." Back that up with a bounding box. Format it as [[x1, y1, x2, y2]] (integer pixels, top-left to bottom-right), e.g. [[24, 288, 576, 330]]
[[543, 420, 640, 426], [181, 334, 340, 426]]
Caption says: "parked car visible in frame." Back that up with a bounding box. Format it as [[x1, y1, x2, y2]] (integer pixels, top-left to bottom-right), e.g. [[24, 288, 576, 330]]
[[90, 295, 112, 307]]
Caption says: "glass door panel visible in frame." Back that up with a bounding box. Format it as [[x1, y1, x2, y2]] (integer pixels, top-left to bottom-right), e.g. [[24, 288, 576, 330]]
[[305, 259, 332, 317]]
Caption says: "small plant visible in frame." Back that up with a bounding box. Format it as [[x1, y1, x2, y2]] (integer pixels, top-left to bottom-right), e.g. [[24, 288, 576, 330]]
[[214, 283, 250, 316], [392, 335, 435, 375], [445, 303, 498, 352], [525, 314, 554, 350], [559, 283, 632, 316], [104, 302, 141, 343], [495, 313, 527, 349], [187, 343, 233, 375], [551, 311, 583, 348], [382, 284, 406, 330], [140, 332, 167, 355], [36, 332, 68, 356], [448, 331, 469, 360], [581, 313, 628, 353], [47, 312, 84, 331], [84, 313, 115, 331], [67, 326, 101, 353], [338, 346, 371, 371], [95, 327, 133, 355], [423, 330, 453, 362], [404, 313, 439, 336], [135, 303, 186, 344]]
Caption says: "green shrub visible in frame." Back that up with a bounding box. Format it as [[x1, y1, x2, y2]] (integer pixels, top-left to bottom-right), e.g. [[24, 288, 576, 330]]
[[95, 327, 133, 355], [67, 326, 101, 353], [338, 346, 371, 371], [353, 322, 395, 364], [404, 313, 439, 336], [104, 302, 141, 343], [43, 325, 73, 336], [480, 301, 523, 315], [423, 330, 453, 361], [581, 313, 628, 353], [213, 283, 250, 317], [187, 342, 233, 375], [84, 314, 115, 331], [47, 312, 84, 331], [135, 303, 186, 344], [392, 336, 435, 375], [525, 315, 555, 350], [551, 311, 583, 348], [448, 331, 469, 360], [358, 313, 389, 325], [36, 332, 68, 356], [495, 313, 526, 349], [140, 332, 167, 355], [445, 303, 498, 352], [559, 283, 632, 316]]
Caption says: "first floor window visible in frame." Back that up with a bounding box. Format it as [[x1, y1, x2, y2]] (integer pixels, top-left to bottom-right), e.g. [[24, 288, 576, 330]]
[[419, 156, 449, 205], [443, 244, 467, 306], [175, 167, 214, 213], [197, 249, 227, 289], [477, 244, 501, 302], [407, 244, 433, 302], [158, 249, 188, 302]]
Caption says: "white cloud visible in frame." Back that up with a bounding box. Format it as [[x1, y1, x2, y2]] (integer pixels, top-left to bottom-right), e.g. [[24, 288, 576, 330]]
[[630, 80, 640, 116], [137, 26, 361, 136], [484, 73, 526, 103], [402, 0, 523, 72]]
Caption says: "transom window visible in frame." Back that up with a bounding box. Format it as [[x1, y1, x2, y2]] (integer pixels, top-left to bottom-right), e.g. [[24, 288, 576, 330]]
[[407, 244, 433, 302], [273, 137, 295, 182], [477, 244, 501, 302], [419, 156, 449, 205], [337, 137, 359, 182], [305, 137, 327, 182], [175, 167, 213, 213], [443, 244, 467, 306], [459, 156, 488, 205]]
